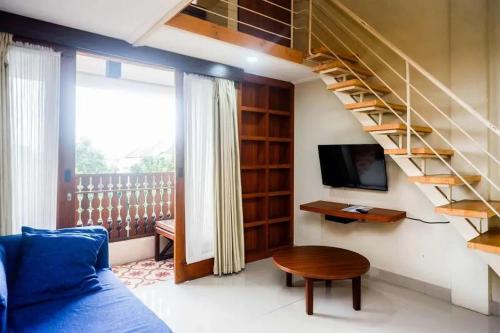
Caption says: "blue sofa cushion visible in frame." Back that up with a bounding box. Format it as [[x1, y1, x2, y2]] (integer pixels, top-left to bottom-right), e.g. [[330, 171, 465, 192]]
[[21, 226, 109, 269], [10, 229, 106, 308], [8, 269, 172, 333], [0, 247, 7, 333]]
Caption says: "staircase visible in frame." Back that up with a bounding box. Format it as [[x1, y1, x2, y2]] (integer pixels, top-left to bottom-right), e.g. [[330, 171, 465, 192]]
[[302, 0, 500, 284]]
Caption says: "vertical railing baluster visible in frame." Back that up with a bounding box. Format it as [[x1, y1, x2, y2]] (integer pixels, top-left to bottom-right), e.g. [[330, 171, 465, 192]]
[[87, 176, 94, 226], [290, 0, 294, 49], [406, 60, 411, 156], [159, 175, 165, 220], [116, 176, 123, 237], [97, 176, 104, 225], [107, 176, 114, 236], [134, 176, 141, 234], [151, 175, 157, 227], [143, 175, 149, 233], [308, 0, 313, 56], [76, 177, 84, 227], [125, 176, 132, 238], [166, 174, 173, 218]]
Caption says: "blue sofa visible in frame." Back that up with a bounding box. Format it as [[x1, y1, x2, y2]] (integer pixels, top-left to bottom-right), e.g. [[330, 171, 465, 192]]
[[0, 227, 172, 333]]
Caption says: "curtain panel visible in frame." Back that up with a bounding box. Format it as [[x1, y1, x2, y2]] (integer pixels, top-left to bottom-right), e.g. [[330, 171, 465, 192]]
[[2, 41, 61, 234], [184, 74, 216, 264], [0, 32, 13, 235], [183, 74, 245, 273], [213, 79, 245, 275]]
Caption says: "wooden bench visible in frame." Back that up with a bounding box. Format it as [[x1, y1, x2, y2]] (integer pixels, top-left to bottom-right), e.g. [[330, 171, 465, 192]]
[[155, 219, 175, 261]]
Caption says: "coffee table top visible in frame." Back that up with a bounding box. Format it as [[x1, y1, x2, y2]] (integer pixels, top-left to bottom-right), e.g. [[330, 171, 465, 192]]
[[273, 246, 370, 280]]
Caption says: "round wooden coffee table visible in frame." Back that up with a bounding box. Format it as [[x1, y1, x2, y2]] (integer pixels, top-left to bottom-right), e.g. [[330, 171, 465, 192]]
[[273, 246, 370, 315]]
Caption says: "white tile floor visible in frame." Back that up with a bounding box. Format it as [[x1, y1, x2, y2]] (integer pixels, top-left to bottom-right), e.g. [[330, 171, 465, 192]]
[[133, 259, 500, 333]]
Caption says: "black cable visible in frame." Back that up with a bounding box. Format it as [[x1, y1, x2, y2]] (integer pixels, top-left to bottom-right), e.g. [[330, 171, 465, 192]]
[[406, 217, 450, 224]]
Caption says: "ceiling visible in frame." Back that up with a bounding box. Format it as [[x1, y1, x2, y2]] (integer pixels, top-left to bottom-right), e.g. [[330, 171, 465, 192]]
[[0, 0, 189, 42], [0, 0, 316, 83], [144, 25, 316, 83]]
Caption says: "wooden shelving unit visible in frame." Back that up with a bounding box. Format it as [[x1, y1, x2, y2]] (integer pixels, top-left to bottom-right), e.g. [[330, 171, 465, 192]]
[[238, 74, 294, 262]]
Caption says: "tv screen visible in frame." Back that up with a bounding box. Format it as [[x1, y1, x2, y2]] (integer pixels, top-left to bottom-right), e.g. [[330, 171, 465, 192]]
[[318, 144, 388, 191]]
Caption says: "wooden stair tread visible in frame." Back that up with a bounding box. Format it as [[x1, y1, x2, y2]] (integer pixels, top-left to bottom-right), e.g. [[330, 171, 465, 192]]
[[327, 79, 390, 95], [363, 123, 432, 134], [306, 46, 357, 63], [384, 147, 454, 157], [436, 200, 500, 219], [345, 100, 406, 112], [468, 229, 500, 254], [313, 60, 371, 77], [409, 174, 481, 185]]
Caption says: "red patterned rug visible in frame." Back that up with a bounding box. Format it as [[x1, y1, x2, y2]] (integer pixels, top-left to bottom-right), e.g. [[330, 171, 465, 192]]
[[112, 258, 174, 288]]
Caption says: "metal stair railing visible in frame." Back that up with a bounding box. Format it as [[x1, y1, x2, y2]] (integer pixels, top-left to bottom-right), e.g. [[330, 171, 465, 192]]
[[305, 0, 500, 221]]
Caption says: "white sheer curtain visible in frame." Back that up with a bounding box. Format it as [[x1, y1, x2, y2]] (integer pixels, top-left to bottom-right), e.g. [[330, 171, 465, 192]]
[[184, 74, 216, 264], [0, 33, 12, 235], [6, 44, 61, 233]]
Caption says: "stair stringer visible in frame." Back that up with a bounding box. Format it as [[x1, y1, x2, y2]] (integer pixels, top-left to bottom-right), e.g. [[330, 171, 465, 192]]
[[319, 74, 500, 278]]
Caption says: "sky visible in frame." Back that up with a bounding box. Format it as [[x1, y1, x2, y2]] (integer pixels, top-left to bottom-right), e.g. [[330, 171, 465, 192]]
[[75, 68, 176, 171]]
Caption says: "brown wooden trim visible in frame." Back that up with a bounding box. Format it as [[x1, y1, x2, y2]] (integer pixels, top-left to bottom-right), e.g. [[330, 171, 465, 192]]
[[243, 72, 294, 88], [0, 10, 244, 81], [174, 69, 186, 283], [57, 49, 77, 229], [167, 13, 303, 64]]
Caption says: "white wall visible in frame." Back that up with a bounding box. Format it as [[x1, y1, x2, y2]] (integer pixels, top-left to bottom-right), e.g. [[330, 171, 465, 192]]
[[294, 79, 462, 290], [109, 236, 168, 266], [294, 0, 500, 305]]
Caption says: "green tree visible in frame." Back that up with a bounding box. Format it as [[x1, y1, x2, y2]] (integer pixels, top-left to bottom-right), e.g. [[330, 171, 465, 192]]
[[76, 139, 110, 174], [130, 155, 174, 173]]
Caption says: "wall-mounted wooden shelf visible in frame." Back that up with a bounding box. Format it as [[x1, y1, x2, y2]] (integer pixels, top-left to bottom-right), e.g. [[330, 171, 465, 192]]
[[300, 201, 406, 223]]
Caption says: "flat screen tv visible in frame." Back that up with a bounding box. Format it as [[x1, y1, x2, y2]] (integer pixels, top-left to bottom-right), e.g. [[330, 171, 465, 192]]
[[318, 144, 388, 191]]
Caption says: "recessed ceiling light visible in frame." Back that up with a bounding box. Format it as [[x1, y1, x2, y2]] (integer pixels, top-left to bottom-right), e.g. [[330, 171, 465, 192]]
[[246, 56, 258, 63]]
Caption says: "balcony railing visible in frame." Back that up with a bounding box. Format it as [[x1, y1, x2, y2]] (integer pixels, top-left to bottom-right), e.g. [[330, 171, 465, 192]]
[[75, 172, 175, 242]]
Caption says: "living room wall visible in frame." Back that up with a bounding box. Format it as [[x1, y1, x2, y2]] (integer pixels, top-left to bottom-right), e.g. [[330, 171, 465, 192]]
[[294, 0, 500, 308]]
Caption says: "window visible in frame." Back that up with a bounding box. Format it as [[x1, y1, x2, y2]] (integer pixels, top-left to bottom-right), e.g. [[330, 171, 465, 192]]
[[75, 53, 176, 174]]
